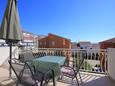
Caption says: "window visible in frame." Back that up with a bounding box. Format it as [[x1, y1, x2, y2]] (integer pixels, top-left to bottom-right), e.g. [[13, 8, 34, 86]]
[[63, 39, 65, 45], [52, 41, 55, 46], [39, 42, 42, 45], [44, 42, 46, 45]]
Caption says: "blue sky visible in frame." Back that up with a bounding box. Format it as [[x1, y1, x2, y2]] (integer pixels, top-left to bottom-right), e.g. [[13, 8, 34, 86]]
[[0, 0, 115, 43]]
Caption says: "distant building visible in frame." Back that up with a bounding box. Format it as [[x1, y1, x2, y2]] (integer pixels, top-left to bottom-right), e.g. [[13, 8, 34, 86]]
[[78, 41, 91, 49], [91, 43, 100, 49], [0, 27, 7, 46], [71, 41, 100, 49], [0, 28, 46, 48], [0, 39, 7, 47], [20, 30, 45, 49], [0, 40, 5, 43], [99, 38, 115, 72], [71, 42, 78, 49], [38, 33, 71, 49], [99, 38, 115, 49]]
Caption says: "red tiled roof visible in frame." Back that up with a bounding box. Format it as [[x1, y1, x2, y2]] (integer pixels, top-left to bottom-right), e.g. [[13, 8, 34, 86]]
[[99, 38, 115, 43], [48, 33, 71, 41]]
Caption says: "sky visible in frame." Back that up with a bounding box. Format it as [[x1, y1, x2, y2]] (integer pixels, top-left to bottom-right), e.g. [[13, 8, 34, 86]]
[[0, 0, 115, 43]]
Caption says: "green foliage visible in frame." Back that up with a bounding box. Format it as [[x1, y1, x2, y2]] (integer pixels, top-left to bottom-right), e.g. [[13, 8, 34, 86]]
[[83, 61, 92, 71]]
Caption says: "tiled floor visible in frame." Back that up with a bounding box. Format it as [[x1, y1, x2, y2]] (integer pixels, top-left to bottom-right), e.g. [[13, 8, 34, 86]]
[[55, 73, 115, 86], [0, 66, 115, 86]]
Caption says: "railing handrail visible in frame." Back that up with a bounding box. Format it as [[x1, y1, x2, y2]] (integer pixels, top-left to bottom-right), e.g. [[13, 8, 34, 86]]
[[19, 47, 107, 74], [32, 48, 106, 51]]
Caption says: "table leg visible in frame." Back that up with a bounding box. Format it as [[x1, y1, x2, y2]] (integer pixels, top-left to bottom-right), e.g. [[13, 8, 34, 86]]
[[54, 76, 58, 86]]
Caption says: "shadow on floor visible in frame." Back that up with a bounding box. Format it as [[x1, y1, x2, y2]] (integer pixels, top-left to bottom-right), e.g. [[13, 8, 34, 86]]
[[58, 73, 115, 86]]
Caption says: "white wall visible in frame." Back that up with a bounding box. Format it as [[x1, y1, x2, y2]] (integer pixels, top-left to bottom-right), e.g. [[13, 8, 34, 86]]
[[107, 48, 115, 81], [0, 40, 5, 42], [0, 46, 18, 66]]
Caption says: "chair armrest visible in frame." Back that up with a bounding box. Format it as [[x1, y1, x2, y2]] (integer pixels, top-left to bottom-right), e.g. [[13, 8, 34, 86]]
[[11, 58, 24, 65], [61, 65, 74, 70]]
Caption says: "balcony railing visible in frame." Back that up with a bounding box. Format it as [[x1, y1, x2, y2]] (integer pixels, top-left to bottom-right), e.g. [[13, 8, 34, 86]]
[[19, 48, 107, 73]]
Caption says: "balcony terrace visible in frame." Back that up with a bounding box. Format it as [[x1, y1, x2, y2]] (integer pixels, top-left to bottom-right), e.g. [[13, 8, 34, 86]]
[[0, 48, 115, 86], [0, 67, 115, 86], [53, 72, 115, 86]]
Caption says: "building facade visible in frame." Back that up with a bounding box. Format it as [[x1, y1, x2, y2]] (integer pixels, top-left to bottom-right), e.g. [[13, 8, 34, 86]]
[[78, 41, 91, 49], [99, 38, 115, 72], [19, 30, 46, 49], [99, 38, 115, 49], [0, 39, 7, 47], [39, 33, 71, 49], [71, 41, 100, 50]]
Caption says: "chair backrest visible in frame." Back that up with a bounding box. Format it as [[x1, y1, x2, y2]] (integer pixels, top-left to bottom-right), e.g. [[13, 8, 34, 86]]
[[8, 59, 38, 86], [8, 59, 25, 81], [20, 50, 34, 62], [73, 50, 85, 71]]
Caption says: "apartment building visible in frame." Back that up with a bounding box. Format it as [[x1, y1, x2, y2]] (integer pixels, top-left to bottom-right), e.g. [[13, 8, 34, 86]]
[[19, 30, 46, 49], [0, 39, 6, 47], [72, 41, 100, 49], [99, 38, 115, 72], [99, 38, 115, 49], [38, 33, 71, 49]]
